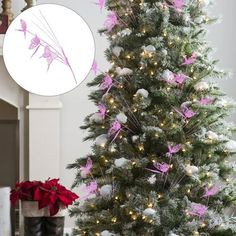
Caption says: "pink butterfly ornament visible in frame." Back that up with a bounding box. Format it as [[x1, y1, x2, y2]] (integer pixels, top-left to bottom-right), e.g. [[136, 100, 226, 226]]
[[82, 181, 98, 200], [104, 11, 118, 32], [80, 157, 93, 178]]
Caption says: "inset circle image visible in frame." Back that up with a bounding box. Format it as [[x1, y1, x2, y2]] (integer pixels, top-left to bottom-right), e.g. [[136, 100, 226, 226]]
[[3, 4, 95, 96]]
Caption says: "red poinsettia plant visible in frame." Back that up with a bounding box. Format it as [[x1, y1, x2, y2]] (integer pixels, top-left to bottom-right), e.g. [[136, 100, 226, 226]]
[[10, 178, 79, 216]]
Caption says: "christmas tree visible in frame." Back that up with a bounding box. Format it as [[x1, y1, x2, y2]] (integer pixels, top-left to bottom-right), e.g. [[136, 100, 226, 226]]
[[69, 0, 236, 235]]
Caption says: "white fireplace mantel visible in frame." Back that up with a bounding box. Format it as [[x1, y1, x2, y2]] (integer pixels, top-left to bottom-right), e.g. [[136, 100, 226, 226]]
[[27, 94, 62, 181]]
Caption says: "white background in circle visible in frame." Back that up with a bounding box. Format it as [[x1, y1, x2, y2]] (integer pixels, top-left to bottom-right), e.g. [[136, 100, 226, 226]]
[[3, 4, 95, 96]]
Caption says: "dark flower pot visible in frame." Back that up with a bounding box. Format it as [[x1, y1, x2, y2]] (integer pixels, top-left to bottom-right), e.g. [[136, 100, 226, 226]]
[[44, 217, 65, 236], [24, 217, 44, 236]]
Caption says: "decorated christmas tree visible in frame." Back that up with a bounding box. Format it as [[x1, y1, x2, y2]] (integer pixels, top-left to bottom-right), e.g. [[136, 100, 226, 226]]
[[69, 0, 236, 235]]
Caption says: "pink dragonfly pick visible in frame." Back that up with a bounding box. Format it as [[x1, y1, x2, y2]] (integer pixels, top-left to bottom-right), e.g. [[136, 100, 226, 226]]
[[175, 73, 187, 85], [189, 203, 208, 218], [146, 162, 170, 176], [29, 35, 41, 57], [104, 11, 118, 32], [94, 0, 105, 11], [17, 19, 27, 38], [182, 53, 197, 66], [166, 144, 182, 157], [203, 185, 220, 198], [170, 0, 184, 10], [41, 46, 57, 71], [108, 120, 122, 143], [100, 75, 113, 95], [91, 60, 98, 75], [199, 97, 214, 105], [82, 181, 98, 200], [80, 157, 93, 177], [97, 102, 106, 120], [174, 102, 196, 120]]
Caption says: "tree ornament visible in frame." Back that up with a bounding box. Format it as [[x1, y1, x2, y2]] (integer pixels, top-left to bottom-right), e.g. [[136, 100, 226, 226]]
[[185, 164, 199, 176], [112, 46, 123, 57], [199, 97, 214, 105], [203, 185, 220, 198], [114, 157, 129, 168], [194, 82, 209, 91], [166, 144, 182, 157], [116, 67, 133, 76], [181, 53, 197, 65], [104, 11, 118, 32], [100, 184, 113, 198], [91, 60, 99, 75], [95, 134, 108, 147], [189, 203, 208, 218], [116, 113, 127, 123], [143, 208, 156, 216], [80, 157, 93, 178], [146, 162, 170, 176], [135, 88, 149, 98]]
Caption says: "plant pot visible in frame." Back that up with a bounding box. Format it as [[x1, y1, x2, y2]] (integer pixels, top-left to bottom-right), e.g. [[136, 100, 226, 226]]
[[21, 201, 66, 236]]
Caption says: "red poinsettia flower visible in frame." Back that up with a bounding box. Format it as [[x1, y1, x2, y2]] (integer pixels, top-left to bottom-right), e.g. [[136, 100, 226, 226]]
[[10, 179, 79, 216], [10, 180, 42, 206], [34, 178, 79, 216]]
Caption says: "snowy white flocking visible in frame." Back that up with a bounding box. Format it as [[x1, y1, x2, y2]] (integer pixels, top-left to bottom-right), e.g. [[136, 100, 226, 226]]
[[116, 113, 127, 123], [95, 134, 108, 147], [199, 0, 211, 7], [162, 69, 175, 83], [116, 67, 133, 76], [225, 140, 236, 151], [143, 208, 156, 216], [100, 184, 113, 198], [135, 89, 149, 98], [101, 230, 114, 236], [147, 174, 157, 184], [168, 232, 179, 236], [194, 82, 209, 91], [206, 131, 219, 140], [119, 28, 132, 37], [185, 164, 199, 177], [112, 46, 123, 57], [114, 157, 129, 168], [132, 135, 139, 142], [90, 113, 103, 123], [142, 45, 156, 53]]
